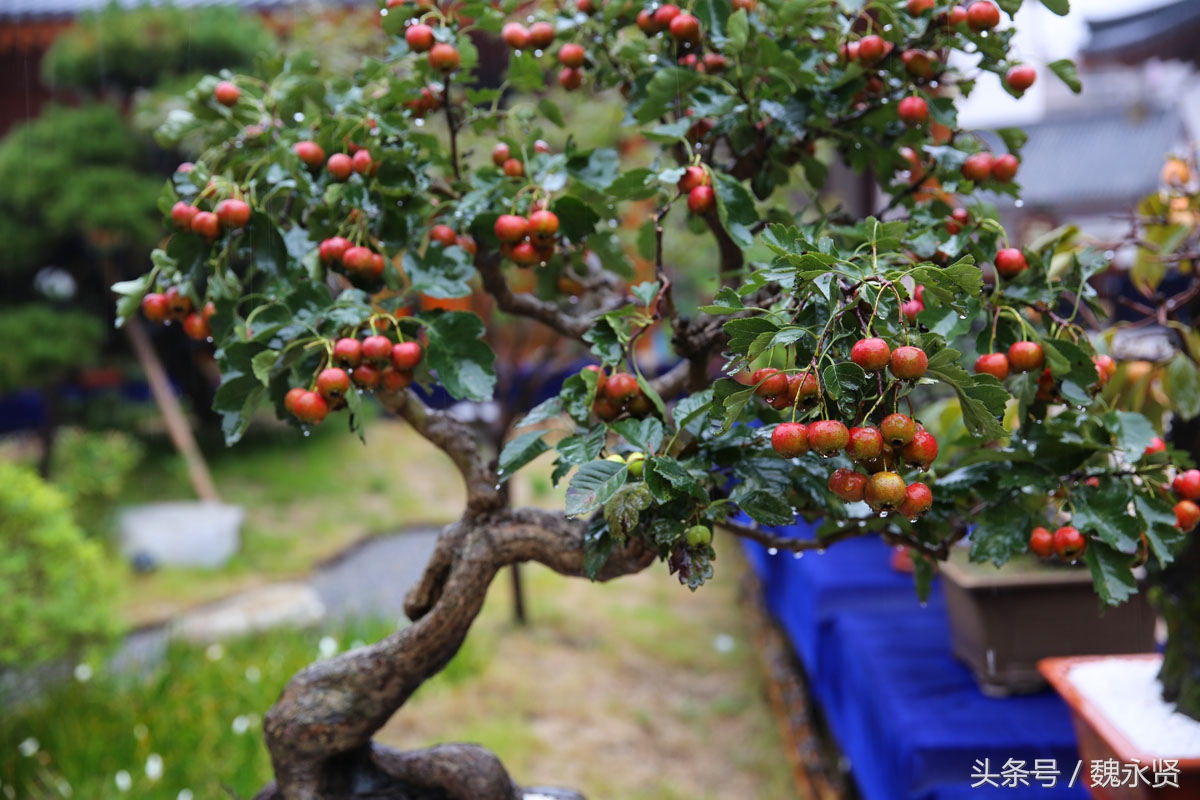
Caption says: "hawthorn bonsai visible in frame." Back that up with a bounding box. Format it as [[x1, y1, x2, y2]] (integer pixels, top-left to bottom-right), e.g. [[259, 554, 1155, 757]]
[[115, 0, 1197, 795]]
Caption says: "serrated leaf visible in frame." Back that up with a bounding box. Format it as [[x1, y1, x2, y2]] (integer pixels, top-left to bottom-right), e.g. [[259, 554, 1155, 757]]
[[251, 350, 280, 385], [550, 195, 601, 242], [713, 379, 755, 432], [517, 396, 563, 428], [1102, 410, 1156, 459], [1073, 485, 1140, 553], [645, 456, 706, 502], [1083, 540, 1137, 606], [565, 459, 629, 517], [498, 430, 549, 482], [1133, 494, 1185, 567], [604, 485, 645, 540], [672, 389, 713, 431], [423, 311, 496, 401], [726, 9, 748, 53], [713, 172, 759, 250], [1049, 58, 1082, 93], [821, 362, 867, 399], [732, 488, 795, 526], [1165, 354, 1200, 420], [582, 516, 614, 580], [969, 503, 1033, 566], [612, 417, 665, 453]]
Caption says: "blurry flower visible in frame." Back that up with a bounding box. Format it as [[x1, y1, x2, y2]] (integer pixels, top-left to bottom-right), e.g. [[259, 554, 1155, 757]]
[[318, 637, 338, 658], [206, 644, 225, 661], [177, 790, 194, 800], [18, 738, 39, 757], [145, 753, 163, 781], [73, 664, 93, 683], [244, 666, 261, 684], [114, 771, 132, 792], [232, 715, 251, 735]]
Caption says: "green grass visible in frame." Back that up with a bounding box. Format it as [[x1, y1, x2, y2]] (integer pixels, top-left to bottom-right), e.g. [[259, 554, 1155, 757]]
[[0, 618, 488, 800]]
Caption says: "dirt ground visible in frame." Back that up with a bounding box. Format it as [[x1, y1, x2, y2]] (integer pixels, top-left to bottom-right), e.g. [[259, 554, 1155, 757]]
[[379, 547, 798, 800]]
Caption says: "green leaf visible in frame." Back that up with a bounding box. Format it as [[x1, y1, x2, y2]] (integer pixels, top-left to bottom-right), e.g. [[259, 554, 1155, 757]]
[[713, 378, 755, 432], [1133, 494, 1186, 567], [726, 9, 748, 54], [969, 503, 1033, 566], [612, 417, 665, 453], [582, 516, 614, 580], [1073, 484, 1141, 554], [1083, 540, 1138, 606], [672, 389, 713, 431], [724, 317, 778, 357], [538, 98, 565, 128], [604, 484, 649, 541], [567, 147, 621, 191], [1039, 0, 1068, 15], [507, 51, 544, 92], [498, 430, 549, 482], [404, 246, 475, 299], [995, 127, 1029, 154], [631, 281, 660, 308], [713, 172, 759, 250], [550, 195, 601, 242], [565, 459, 629, 517], [821, 362, 867, 399], [245, 211, 288, 275], [1048, 59, 1082, 93], [251, 350, 280, 385], [556, 426, 607, 466], [645, 456, 707, 502], [517, 396, 563, 428], [634, 68, 702, 124], [423, 311, 496, 401], [1102, 410, 1156, 460], [732, 487, 795, 526], [1165, 354, 1200, 420]]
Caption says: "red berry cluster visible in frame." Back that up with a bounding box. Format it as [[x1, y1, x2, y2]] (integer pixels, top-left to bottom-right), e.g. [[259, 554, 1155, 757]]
[[170, 196, 251, 242], [1172, 469, 1200, 532], [429, 223, 476, 254], [318, 237, 386, 281], [1028, 525, 1086, 561], [587, 366, 654, 421], [404, 86, 443, 117], [325, 148, 376, 182], [678, 166, 714, 215], [141, 289, 217, 342], [285, 336, 425, 425], [961, 151, 1019, 183], [491, 143, 529, 178], [494, 209, 560, 267]]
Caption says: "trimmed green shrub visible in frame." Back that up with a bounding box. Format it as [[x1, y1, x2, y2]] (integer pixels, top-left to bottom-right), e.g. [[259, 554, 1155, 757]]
[[0, 461, 119, 669], [0, 304, 105, 391]]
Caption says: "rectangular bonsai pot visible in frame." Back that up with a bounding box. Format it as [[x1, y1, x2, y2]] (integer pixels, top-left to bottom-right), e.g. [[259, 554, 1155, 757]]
[[1040, 655, 1200, 800], [940, 550, 1157, 696]]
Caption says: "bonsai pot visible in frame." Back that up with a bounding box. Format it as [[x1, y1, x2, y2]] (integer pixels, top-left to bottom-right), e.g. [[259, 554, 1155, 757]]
[[939, 549, 1157, 696], [1040, 654, 1200, 799]]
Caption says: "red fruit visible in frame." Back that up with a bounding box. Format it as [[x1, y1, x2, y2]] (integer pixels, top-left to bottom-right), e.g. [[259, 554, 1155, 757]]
[[319, 237, 352, 264], [829, 468, 868, 503], [1174, 469, 1200, 501], [678, 166, 708, 194], [558, 67, 583, 91], [161, 287, 192, 320], [703, 53, 728, 73], [293, 141, 325, 168], [772, 422, 809, 458], [380, 367, 413, 392], [897, 96, 928, 128], [593, 396, 622, 420], [951, 208, 970, 228], [502, 158, 525, 177], [352, 149, 373, 176], [1029, 526, 1054, 558], [176, 162, 194, 174], [901, 50, 937, 79], [653, 4, 681, 27], [1176, 499, 1200, 531], [390, 341, 423, 371], [333, 338, 362, 368], [430, 224, 457, 247], [961, 152, 995, 182], [510, 241, 540, 266], [558, 43, 586, 68], [1006, 65, 1036, 93], [317, 367, 351, 401], [528, 21, 555, 49], [808, 420, 850, 456], [342, 246, 376, 275], [352, 364, 382, 390], [1145, 437, 1166, 456], [534, 139, 551, 154], [577, 0, 596, 14], [492, 143, 511, 166], [293, 391, 328, 424], [966, 0, 1001, 31], [494, 214, 529, 243], [880, 413, 917, 448], [994, 248, 1027, 278], [991, 153, 1019, 183], [405, 23, 435, 52], [906, 0, 935, 14], [751, 368, 788, 398], [214, 80, 240, 106], [687, 185, 715, 214], [191, 211, 221, 241], [947, 5, 968, 25], [890, 345, 928, 380], [284, 386, 307, 414], [501, 23, 530, 49], [846, 426, 884, 462], [142, 293, 170, 323], [604, 372, 640, 403], [850, 338, 891, 372], [1007, 341, 1044, 373], [528, 209, 560, 241], [182, 312, 211, 341], [216, 198, 251, 230], [841, 41, 861, 62], [669, 13, 701, 43], [171, 201, 198, 229], [1093, 354, 1117, 386], [732, 0, 756, 9], [900, 430, 938, 470], [1053, 526, 1086, 561], [428, 43, 460, 72], [898, 482, 933, 517], [637, 8, 660, 34], [1035, 367, 1057, 402], [902, 299, 924, 324], [788, 372, 820, 406], [974, 352, 1010, 381], [362, 335, 393, 363], [327, 153, 353, 181], [864, 471, 907, 512], [857, 35, 886, 65], [583, 364, 607, 394]]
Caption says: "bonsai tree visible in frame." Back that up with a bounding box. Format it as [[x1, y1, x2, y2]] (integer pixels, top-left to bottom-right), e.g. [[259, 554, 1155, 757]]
[[116, 0, 1197, 795]]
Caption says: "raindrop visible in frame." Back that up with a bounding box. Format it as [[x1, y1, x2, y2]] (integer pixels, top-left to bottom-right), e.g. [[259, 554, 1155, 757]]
[[878, 511, 889, 518], [534, 49, 544, 57], [293, 112, 305, 122], [18, 738, 39, 757], [526, 14, 535, 21], [415, 118, 425, 127], [318, 636, 339, 658], [880, 97, 889, 105], [145, 754, 163, 782], [883, 24, 893, 31], [380, 7, 388, 14], [1015, 199, 1025, 208], [767, 547, 778, 555], [817, 548, 826, 555], [115, 771, 132, 793], [958, 313, 968, 319], [929, 80, 939, 88], [648, 54, 658, 63], [178, 791, 194, 800], [231, 716, 251, 735], [919, 601, 928, 609], [792, 551, 803, 559], [74, 663, 93, 682], [608, 219, 619, 228], [592, 35, 602, 43], [909, 518, 920, 524], [302, 429, 311, 437]]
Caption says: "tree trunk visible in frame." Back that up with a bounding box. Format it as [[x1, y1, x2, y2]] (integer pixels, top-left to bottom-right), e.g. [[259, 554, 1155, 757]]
[[254, 508, 655, 800]]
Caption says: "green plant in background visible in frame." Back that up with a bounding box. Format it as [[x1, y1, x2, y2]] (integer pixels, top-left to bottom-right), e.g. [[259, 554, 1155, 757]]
[[41, 1, 274, 94], [0, 305, 106, 391], [49, 428, 145, 536], [0, 461, 119, 673]]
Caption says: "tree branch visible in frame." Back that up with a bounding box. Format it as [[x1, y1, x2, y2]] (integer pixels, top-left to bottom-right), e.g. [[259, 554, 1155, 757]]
[[475, 250, 622, 340]]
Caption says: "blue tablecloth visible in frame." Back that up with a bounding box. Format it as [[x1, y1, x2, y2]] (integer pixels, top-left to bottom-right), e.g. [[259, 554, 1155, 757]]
[[743, 530, 1090, 800]]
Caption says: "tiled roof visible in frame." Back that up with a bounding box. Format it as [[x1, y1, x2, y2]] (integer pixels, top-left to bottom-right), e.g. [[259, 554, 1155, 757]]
[[0, 0, 356, 22], [980, 105, 1187, 209]]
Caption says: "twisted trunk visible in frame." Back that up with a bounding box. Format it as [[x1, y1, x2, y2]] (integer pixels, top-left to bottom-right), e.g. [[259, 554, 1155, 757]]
[[254, 508, 655, 800]]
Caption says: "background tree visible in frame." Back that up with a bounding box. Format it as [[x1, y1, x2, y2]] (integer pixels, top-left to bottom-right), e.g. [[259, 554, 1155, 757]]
[[119, 0, 1197, 797]]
